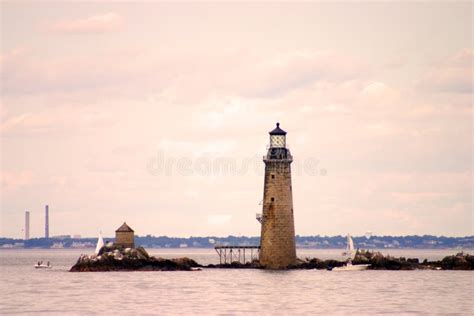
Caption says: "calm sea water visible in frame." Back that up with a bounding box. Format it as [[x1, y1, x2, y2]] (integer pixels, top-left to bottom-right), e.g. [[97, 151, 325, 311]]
[[1, 248, 473, 315]]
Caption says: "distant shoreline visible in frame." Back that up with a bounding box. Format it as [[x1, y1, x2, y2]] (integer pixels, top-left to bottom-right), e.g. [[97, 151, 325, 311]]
[[2, 235, 473, 249], [1, 247, 474, 251]]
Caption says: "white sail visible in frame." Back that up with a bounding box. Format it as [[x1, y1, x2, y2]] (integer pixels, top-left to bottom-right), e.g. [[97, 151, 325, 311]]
[[331, 234, 371, 271], [347, 234, 355, 259], [347, 234, 354, 252], [95, 231, 104, 255]]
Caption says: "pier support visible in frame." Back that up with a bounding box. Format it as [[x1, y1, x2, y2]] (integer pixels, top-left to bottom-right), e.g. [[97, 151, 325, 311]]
[[214, 246, 260, 264]]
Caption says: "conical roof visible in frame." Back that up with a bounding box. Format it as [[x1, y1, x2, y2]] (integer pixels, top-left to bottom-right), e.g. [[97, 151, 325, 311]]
[[115, 222, 134, 232], [269, 122, 287, 135]]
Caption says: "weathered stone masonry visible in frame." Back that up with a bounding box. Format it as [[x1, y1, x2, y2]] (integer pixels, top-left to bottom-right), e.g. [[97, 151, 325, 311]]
[[115, 222, 135, 248], [259, 123, 297, 269]]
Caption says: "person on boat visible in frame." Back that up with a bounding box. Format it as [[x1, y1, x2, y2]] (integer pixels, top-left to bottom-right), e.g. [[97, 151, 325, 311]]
[[47, 261, 50, 267], [37, 261, 40, 266]]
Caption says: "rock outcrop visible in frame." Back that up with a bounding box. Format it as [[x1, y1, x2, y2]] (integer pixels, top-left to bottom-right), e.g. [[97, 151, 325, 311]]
[[71, 245, 473, 271], [289, 258, 345, 270], [204, 251, 474, 270], [70, 245, 200, 272], [355, 250, 474, 270], [206, 259, 261, 269], [439, 252, 474, 270], [353, 250, 418, 270], [291, 251, 473, 270]]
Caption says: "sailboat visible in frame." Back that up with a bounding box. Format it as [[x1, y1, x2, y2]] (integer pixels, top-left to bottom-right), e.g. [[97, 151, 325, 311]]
[[332, 234, 370, 271], [95, 231, 104, 255]]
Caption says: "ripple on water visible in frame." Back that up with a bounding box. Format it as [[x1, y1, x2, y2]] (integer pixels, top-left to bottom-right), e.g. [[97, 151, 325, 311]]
[[1, 249, 473, 315]]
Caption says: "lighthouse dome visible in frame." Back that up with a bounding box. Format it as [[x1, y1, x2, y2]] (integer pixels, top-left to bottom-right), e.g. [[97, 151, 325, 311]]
[[269, 122, 287, 135]]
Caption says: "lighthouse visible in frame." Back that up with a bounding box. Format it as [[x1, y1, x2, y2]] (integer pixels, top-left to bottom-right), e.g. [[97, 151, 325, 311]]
[[259, 123, 297, 269]]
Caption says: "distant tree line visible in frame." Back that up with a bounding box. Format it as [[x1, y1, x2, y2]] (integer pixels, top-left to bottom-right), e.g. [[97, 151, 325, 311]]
[[1, 235, 473, 249]]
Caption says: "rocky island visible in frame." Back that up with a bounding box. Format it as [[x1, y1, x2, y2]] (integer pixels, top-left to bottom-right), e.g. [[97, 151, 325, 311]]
[[291, 250, 474, 270], [70, 223, 473, 272], [207, 251, 474, 271], [70, 244, 473, 272], [70, 244, 200, 272], [70, 222, 201, 272]]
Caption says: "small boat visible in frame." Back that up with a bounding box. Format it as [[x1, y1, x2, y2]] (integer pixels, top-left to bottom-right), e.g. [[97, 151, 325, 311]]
[[332, 262, 370, 271], [34, 262, 52, 269], [331, 234, 370, 272]]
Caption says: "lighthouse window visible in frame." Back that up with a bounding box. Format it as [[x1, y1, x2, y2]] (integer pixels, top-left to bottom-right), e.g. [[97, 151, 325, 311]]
[[271, 197, 275, 202]]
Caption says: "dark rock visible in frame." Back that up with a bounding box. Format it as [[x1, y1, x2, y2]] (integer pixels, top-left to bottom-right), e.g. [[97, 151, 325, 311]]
[[296, 251, 473, 271], [70, 248, 201, 272], [440, 252, 474, 270], [169, 257, 200, 269], [287, 258, 343, 270], [205, 260, 261, 269], [407, 258, 419, 264], [136, 247, 150, 260], [72, 249, 474, 271]]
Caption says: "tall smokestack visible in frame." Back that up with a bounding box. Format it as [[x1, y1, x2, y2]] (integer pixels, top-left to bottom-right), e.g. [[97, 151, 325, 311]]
[[45, 205, 49, 239], [25, 211, 30, 240]]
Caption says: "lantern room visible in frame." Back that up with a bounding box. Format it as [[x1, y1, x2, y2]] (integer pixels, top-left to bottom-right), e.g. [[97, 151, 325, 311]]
[[269, 122, 287, 148]]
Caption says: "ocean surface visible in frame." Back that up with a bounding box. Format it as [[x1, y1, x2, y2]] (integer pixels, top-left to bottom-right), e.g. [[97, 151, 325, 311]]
[[1, 248, 473, 315]]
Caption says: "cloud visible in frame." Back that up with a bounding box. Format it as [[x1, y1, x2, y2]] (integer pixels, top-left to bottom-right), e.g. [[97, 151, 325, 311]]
[[0, 48, 28, 67], [1, 47, 370, 102], [417, 49, 473, 94], [1, 105, 113, 136], [238, 50, 369, 97], [362, 81, 386, 96], [49, 12, 123, 34], [207, 215, 232, 225], [0, 113, 30, 134], [1, 51, 142, 95], [158, 139, 236, 157], [1, 170, 33, 191], [384, 56, 407, 69]]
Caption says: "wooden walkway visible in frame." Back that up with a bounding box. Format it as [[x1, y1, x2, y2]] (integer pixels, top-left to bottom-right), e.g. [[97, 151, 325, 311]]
[[214, 246, 260, 264]]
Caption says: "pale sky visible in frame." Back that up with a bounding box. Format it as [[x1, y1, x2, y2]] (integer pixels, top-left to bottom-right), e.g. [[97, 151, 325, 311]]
[[1, 2, 472, 238]]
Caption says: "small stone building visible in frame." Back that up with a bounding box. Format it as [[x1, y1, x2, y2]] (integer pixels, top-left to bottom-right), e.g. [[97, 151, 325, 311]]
[[115, 222, 135, 248]]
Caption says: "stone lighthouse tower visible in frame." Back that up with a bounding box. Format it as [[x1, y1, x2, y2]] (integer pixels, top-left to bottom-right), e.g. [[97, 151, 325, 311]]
[[259, 123, 297, 269]]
